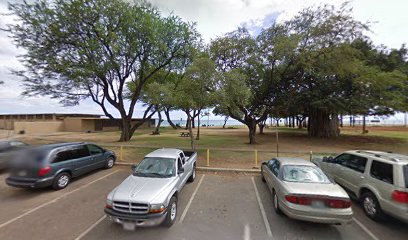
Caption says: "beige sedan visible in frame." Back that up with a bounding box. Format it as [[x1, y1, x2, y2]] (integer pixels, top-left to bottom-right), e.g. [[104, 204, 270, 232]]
[[261, 157, 353, 224]]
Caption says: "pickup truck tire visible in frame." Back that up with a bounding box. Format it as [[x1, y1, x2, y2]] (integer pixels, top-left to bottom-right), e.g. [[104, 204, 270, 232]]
[[163, 196, 177, 228], [361, 191, 385, 221], [52, 172, 71, 190], [104, 157, 115, 169], [187, 164, 196, 182]]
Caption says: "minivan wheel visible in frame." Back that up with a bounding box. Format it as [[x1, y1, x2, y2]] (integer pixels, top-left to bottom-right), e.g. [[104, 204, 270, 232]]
[[105, 157, 115, 169], [361, 191, 385, 221], [163, 196, 177, 228], [187, 164, 196, 182], [53, 172, 71, 190], [273, 190, 282, 214]]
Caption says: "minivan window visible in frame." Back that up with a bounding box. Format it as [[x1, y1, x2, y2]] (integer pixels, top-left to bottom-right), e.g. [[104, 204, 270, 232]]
[[71, 146, 90, 159], [53, 150, 73, 163], [403, 165, 408, 188], [87, 144, 103, 155], [370, 161, 393, 184]]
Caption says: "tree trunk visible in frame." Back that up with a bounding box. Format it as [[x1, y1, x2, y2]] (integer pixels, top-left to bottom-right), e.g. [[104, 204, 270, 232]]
[[119, 117, 132, 142], [153, 111, 163, 135], [247, 121, 257, 144], [196, 111, 201, 140], [258, 123, 265, 134], [340, 115, 343, 128], [191, 110, 196, 128], [187, 114, 196, 150], [223, 116, 229, 128], [308, 108, 340, 137], [164, 107, 177, 129], [362, 115, 367, 134]]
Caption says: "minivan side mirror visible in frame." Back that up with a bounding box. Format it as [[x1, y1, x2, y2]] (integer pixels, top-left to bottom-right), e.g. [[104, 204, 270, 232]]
[[178, 167, 184, 174], [131, 164, 138, 172]]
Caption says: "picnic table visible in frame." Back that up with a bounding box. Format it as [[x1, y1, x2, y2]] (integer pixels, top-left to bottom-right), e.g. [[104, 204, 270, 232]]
[[180, 132, 190, 137]]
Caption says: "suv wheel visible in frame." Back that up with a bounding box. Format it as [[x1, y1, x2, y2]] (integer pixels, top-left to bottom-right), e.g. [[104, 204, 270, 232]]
[[163, 196, 177, 228], [187, 164, 196, 182], [53, 172, 71, 190], [105, 157, 115, 169], [362, 191, 385, 221], [273, 190, 282, 214]]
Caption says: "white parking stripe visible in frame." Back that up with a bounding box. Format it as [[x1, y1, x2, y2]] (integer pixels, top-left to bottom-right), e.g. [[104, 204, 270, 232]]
[[353, 217, 380, 240], [179, 174, 205, 223], [251, 177, 274, 240], [74, 215, 106, 240], [0, 170, 120, 229], [243, 224, 251, 240]]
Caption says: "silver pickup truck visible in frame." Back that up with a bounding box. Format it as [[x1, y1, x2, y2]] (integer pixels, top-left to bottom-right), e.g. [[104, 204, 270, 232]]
[[104, 148, 197, 229]]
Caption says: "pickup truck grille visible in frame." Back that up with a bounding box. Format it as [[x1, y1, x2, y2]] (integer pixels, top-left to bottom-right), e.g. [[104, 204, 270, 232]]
[[112, 201, 149, 214]]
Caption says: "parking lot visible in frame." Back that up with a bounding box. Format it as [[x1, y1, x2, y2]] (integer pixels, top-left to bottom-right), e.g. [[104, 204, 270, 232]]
[[0, 166, 407, 240]]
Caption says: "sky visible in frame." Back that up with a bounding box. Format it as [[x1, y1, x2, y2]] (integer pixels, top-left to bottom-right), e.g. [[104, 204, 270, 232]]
[[0, 0, 407, 120]]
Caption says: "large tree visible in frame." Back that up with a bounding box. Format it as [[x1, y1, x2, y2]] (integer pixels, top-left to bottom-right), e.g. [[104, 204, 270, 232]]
[[6, 0, 198, 141]]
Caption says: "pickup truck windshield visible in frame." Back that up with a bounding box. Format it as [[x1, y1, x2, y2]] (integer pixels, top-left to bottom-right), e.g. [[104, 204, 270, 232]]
[[133, 157, 175, 178], [282, 165, 331, 183]]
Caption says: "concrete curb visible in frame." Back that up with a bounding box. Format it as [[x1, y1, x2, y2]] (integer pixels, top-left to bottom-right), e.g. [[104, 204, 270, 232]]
[[115, 162, 261, 173]]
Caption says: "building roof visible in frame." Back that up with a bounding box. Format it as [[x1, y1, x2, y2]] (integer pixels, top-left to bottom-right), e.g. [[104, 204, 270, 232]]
[[145, 148, 183, 159]]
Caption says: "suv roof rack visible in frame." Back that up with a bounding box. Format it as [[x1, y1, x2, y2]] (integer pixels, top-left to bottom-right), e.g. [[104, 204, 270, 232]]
[[355, 150, 401, 162]]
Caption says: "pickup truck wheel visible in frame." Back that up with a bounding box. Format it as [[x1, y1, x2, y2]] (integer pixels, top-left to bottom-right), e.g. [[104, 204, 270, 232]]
[[187, 164, 196, 182], [273, 190, 282, 214], [52, 172, 71, 190], [105, 157, 115, 169], [361, 191, 385, 221], [163, 196, 177, 228]]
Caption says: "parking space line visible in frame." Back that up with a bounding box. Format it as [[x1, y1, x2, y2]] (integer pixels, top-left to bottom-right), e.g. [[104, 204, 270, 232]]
[[251, 177, 274, 240], [243, 224, 251, 240], [74, 215, 106, 240], [0, 170, 120, 229], [179, 174, 205, 223], [353, 217, 380, 240]]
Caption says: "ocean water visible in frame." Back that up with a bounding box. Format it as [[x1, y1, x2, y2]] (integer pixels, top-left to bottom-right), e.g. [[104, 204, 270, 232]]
[[161, 119, 243, 127]]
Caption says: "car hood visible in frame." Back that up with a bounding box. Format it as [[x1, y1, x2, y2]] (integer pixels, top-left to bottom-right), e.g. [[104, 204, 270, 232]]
[[283, 182, 349, 199], [111, 175, 176, 203]]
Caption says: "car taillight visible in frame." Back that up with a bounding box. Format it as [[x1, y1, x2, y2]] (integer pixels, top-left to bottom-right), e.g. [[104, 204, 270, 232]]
[[392, 190, 408, 204], [285, 195, 351, 208], [327, 199, 351, 208], [285, 195, 312, 205], [38, 166, 51, 176]]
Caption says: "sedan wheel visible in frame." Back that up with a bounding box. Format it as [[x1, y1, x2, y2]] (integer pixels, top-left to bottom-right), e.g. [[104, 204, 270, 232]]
[[273, 190, 282, 214], [105, 157, 115, 169]]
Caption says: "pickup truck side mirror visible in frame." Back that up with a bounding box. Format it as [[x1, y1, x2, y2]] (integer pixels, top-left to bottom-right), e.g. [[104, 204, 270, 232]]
[[178, 167, 184, 175], [131, 164, 138, 172]]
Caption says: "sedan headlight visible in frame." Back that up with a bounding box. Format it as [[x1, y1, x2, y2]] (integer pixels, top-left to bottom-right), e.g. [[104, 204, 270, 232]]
[[149, 204, 166, 213]]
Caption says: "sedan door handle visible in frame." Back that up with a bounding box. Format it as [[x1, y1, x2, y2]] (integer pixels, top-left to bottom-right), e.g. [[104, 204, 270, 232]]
[[360, 176, 365, 179]]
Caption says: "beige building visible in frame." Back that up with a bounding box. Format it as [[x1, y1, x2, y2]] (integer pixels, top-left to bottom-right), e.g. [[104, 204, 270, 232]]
[[0, 113, 155, 134]]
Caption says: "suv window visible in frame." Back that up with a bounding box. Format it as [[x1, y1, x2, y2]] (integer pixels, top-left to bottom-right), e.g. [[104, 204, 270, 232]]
[[370, 161, 393, 184], [87, 144, 103, 155], [337, 154, 367, 173]]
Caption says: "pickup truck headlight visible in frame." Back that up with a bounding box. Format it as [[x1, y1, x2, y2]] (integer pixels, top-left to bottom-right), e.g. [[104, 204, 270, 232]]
[[106, 198, 113, 209], [149, 204, 166, 213]]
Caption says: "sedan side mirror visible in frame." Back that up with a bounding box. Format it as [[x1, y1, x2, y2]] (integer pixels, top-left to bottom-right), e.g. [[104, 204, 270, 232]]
[[131, 164, 138, 172], [178, 167, 185, 175]]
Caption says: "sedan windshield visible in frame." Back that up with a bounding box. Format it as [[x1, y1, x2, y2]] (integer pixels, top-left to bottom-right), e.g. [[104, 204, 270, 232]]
[[282, 165, 331, 183], [133, 157, 175, 178]]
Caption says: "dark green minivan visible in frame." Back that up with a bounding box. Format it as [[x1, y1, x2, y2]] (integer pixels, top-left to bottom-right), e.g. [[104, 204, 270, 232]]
[[6, 142, 116, 190]]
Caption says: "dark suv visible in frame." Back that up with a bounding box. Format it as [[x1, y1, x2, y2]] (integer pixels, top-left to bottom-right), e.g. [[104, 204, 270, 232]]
[[6, 142, 116, 190]]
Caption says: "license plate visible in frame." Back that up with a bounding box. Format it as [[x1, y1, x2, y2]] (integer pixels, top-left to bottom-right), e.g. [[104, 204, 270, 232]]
[[311, 200, 325, 208], [123, 222, 136, 231], [17, 170, 27, 177]]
